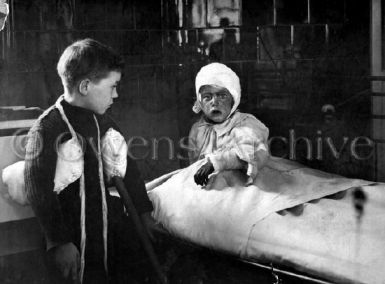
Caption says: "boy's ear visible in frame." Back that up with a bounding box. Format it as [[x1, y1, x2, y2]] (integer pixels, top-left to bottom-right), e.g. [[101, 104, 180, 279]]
[[78, 79, 90, 96]]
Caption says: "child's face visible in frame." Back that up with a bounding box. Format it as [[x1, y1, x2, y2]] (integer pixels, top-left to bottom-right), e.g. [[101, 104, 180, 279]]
[[84, 71, 121, 114], [199, 85, 233, 123]]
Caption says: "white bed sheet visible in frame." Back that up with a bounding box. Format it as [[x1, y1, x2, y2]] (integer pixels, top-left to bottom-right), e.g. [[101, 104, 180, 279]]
[[147, 160, 385, 284]]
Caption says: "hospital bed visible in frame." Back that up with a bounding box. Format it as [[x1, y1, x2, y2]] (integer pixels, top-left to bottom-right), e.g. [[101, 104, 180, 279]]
[[147, 161, 385, 284]]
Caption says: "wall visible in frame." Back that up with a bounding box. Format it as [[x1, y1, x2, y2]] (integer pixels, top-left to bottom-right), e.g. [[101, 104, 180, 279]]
[[371, 0, 385, 182], [0, 0, 373, 180]]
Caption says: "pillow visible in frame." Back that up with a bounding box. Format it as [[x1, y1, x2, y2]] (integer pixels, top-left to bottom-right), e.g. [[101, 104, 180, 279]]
[[1, 160, 29, 205]]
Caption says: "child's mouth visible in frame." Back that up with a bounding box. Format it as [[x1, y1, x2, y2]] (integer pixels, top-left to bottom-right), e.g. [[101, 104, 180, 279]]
[[211, 110, 222, 115]]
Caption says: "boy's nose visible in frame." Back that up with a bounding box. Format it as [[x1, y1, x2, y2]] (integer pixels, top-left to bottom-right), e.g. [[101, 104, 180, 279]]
[[112, 89, 118, 99]]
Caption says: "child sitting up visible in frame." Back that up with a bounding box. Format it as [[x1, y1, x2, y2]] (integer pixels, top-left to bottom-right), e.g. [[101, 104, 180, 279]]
[[146, 63, 383, 284], [189, 62, 269, 186]]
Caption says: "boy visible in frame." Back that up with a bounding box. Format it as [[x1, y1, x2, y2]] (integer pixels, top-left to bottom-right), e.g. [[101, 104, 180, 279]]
[[24, 38, 155, 283]]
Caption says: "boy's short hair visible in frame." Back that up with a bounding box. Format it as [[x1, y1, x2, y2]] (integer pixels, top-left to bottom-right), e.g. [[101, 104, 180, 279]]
[[57, 38, 124, 92]]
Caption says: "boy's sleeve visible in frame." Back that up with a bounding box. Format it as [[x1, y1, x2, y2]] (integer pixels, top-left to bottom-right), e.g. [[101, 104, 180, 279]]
[[24, 122, 72, 250], [103, 115, 154, 214], [122, 157, 153, 214]]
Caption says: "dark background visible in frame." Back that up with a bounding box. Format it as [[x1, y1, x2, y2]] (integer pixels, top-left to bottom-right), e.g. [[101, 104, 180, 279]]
[[0, 0, 373, 180]]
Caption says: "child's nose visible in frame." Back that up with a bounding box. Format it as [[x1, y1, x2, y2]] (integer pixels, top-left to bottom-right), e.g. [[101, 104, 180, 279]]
[[211, 95, 219, 104]]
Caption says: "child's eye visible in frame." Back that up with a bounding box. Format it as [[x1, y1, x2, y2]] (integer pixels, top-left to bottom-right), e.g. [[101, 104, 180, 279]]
[[201, 93, 213, 100]]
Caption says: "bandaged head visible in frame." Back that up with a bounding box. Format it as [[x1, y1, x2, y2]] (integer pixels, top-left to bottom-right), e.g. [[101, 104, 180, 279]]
[[193, 63, 241, 117]]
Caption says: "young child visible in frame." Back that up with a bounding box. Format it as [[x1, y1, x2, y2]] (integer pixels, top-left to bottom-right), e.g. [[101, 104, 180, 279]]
[[186, 62, 368, 205], [147, 63, 384, 284], [24, 38, 155, 283], [189, 62, 269, 186]]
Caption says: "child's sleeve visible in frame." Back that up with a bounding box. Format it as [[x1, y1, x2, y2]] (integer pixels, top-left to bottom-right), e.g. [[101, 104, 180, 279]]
[[187, 122, 199, 164], [207, 116, 269, 182]]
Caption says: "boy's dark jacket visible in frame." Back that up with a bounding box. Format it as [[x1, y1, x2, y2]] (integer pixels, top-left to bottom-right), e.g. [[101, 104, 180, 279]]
[[24, 99, 153, 267]]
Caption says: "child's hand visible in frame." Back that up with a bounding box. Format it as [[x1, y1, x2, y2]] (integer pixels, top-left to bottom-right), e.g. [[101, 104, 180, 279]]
[[194, 160, 214, 186]]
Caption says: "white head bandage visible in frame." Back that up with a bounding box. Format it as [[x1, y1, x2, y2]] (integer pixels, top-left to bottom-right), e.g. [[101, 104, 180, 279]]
[[194, 62, 241, 117]]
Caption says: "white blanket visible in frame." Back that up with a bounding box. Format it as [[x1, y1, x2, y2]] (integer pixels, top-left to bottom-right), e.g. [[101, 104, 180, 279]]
[[245, 184, 385, 284], [147, 158, 383, 283]]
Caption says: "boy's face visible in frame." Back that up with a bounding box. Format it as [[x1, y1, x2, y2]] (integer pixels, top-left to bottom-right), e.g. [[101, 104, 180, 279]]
[[199, 85, 233, 123], [84, 71, 121, 115]]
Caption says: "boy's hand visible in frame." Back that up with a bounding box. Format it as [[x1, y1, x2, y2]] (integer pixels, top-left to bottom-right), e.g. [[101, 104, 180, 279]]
[[49, 242, 80, 283], [194, 160, 214, 186]]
